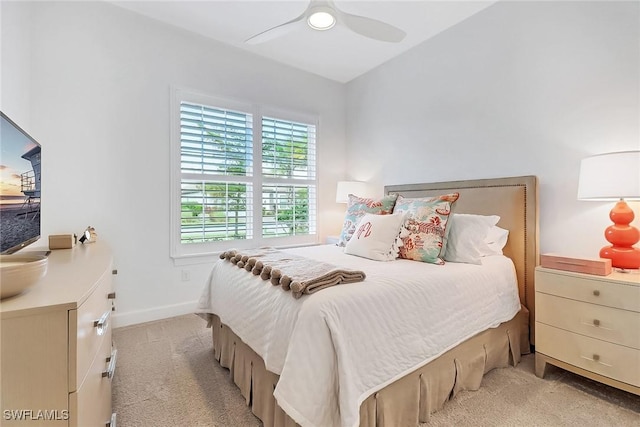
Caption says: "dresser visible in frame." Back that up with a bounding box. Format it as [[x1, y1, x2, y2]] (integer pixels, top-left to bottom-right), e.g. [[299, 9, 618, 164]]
[[535, 266, 640, 395], [1, 242, 117, 426]]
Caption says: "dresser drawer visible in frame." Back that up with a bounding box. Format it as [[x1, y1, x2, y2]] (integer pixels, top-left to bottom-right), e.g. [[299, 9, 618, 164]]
[[536, 293, 640, 349], [537, 323, 640, 387], [536, 270, 640, 312], [69, 266, 114, 391], [69, 333, 115, 427]]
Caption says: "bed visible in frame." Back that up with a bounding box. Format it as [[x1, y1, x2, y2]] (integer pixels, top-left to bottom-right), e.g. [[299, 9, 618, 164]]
[[197, 175, 539, 427]]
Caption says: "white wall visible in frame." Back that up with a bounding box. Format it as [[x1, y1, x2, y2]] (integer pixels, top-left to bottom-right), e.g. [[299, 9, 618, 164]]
[[0, 1, 32, 126], [1, 1, 347, 326], [346, 1, 640, 258]]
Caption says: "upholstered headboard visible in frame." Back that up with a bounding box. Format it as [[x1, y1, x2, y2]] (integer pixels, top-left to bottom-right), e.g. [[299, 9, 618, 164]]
[[386, 175, 539, 342]]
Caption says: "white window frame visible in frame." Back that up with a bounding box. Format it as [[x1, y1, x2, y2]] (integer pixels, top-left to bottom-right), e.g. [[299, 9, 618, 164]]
[[170, 88, 319, 259]]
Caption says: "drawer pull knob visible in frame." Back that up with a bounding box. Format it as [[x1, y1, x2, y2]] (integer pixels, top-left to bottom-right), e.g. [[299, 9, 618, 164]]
[[108, 292, 116, 300], [593, 319, 600, 326], [112, 269, 118, 275], [102, 348, 118, 379], [94, 310, 111, 336], [593, 290, 600, 296], [592, 354, 600, 362], [106, 412, 117, 427]]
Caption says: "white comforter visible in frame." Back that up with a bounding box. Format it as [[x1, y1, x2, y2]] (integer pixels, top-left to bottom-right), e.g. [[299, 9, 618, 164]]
[[197, 245, 520, 427]]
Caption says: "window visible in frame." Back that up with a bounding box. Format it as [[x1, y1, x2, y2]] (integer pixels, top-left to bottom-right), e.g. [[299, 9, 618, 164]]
[[171, 89, 317, 258]]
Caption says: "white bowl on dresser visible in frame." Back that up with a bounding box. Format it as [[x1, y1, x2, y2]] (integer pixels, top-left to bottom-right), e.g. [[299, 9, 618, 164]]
[[0, 253, 48, 299]]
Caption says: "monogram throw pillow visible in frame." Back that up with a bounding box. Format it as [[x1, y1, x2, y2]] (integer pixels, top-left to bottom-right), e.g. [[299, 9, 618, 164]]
[[337, 194, 398, 246], [344, 213, 405, 261]]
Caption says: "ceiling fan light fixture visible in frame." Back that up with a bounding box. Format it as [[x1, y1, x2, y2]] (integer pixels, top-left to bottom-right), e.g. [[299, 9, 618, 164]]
[[245, 0, 406, 45], [307, 8, 336, 31]]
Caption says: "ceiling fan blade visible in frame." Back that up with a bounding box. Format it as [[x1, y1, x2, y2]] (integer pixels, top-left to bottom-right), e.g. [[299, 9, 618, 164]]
[[339, 11, 406, 43], [245, 13, 306, 45]]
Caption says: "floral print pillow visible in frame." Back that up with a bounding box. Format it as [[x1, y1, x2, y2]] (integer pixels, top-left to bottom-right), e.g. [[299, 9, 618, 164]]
[[337, 194, 398, 246], [393, 193, 460, 264]]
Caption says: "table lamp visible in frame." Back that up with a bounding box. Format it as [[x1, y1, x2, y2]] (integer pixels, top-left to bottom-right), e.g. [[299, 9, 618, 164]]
[[336, 181, 368, 203], [577, 151, 640, 270]]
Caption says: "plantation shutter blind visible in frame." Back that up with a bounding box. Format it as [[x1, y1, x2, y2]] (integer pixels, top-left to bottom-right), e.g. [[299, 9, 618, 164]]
[[174, 94, 318, 252], [261, 117, 317, 238], [180, 103, 253, 176], [180, 102, 253, 243]]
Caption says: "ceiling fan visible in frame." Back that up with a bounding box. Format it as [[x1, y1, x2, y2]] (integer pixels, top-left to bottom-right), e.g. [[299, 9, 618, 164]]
[[245, 0, 406, 45]]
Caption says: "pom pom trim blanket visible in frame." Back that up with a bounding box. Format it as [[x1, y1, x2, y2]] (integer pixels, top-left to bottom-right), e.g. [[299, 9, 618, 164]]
[[220, 247, 366, 298]]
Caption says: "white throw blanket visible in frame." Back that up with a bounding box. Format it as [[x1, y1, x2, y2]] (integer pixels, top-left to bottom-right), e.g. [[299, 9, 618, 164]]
[[197, 245, 520, 427]]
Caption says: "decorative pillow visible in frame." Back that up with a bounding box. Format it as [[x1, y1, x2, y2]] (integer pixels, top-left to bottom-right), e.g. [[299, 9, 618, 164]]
[[337, 194, 398, 246], [393, 193, 459, 264], [480, 226, 509, 256], [344, 213, 405, 261], [444, 214, 500, 265]]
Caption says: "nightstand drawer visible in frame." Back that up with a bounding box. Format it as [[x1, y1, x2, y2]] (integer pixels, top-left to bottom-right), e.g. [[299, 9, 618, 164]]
[[536, 269, 640, 312], [537, 323, 640, 387], [536, 293, 640, 349]]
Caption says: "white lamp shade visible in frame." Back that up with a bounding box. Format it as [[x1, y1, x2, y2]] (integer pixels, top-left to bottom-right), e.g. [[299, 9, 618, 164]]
[[577, 151, 640, 201], [336, 181, 367, 203]]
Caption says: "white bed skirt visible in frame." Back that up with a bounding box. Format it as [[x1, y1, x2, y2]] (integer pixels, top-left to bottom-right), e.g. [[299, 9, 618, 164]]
[[206, 306, 530, 427]]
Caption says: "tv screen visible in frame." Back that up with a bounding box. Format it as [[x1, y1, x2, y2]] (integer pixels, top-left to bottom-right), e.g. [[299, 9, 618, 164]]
[[0, 112, 42, 254]]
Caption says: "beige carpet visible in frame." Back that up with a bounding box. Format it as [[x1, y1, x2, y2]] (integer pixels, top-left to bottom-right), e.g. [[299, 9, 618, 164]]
[[112, 314, 639, 427]]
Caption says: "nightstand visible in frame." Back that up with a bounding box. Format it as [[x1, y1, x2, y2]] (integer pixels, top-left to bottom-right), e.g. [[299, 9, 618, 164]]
[[534, 266, 640, 395]]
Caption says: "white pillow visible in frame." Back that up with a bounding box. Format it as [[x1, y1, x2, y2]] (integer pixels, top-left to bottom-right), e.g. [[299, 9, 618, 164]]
[[344, 213, 404, 261], [480, 226, 509, 256], [444, 214, 500, 265]]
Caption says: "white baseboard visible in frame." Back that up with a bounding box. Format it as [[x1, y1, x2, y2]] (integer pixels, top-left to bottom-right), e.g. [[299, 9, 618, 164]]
[[112, 300, 198, 328]]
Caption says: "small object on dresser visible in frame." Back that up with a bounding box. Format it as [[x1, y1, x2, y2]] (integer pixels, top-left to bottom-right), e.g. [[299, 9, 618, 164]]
[[48, 234, 76, 250], [540, 253, 612, 276], [79, 226, 98, 244]]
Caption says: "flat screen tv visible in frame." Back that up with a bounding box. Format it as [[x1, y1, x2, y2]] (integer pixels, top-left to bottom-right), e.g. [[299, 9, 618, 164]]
[[0, 111, 42, 254]]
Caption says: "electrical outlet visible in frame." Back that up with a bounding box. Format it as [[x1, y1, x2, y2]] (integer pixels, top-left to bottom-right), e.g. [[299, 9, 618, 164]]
[[181, 270, 191, 282]]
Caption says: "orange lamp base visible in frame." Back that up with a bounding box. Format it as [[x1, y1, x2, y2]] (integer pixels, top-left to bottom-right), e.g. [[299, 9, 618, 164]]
[[599, 199, 640, 270], [599, 246, 640, 270]]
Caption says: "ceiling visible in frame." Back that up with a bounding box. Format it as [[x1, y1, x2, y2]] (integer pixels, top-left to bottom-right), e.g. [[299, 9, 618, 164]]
[[112, 1, 497, 83]]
